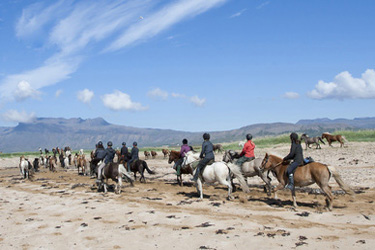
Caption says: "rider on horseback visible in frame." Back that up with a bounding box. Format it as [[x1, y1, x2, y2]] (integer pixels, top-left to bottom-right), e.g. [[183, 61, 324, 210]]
[[96, 141, 116, 183], [236, 133, 255, 167], [173, 139, 191, 170], [283, 132, 304, 190], [191, 133, 215, 182], [127, 142, 139, 172]]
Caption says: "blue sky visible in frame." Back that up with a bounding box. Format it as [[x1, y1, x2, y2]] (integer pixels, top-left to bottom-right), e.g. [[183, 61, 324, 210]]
[[0, 0, 374, 132]]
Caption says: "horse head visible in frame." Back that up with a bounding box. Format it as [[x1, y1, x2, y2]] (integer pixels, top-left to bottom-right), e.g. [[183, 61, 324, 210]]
[[183, 151, 200, 166], [222, 150, 236, 163]]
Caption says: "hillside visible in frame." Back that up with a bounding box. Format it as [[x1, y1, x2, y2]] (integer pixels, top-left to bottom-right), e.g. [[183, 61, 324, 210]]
[[0, 117, 375, 153]]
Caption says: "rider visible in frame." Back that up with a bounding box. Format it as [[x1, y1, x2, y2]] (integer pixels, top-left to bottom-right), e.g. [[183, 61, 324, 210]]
[[173, 138, 191, 170], [191, 133, 214, 182], [120, 142, 129, 162], [283, 132, 304, 190], [97, 141, 116, 183], [236, 133, 255, 167], [127, 142, 139, 172], [95, 141, 107, 183]]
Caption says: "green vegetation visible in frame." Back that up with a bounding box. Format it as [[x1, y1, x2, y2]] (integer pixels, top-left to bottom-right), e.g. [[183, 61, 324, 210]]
[[334, 130, 375, 142]]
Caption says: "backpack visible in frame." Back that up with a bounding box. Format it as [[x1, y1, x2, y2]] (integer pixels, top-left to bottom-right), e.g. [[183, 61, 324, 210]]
[[303, 156, 314, 165]]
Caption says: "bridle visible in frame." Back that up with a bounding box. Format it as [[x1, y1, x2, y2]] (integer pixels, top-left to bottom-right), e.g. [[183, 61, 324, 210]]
[[260, 155, 283, 172]]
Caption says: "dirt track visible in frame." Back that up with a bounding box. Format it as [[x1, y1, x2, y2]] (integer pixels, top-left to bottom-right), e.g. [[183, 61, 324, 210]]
[[1, 142, 375, 249]]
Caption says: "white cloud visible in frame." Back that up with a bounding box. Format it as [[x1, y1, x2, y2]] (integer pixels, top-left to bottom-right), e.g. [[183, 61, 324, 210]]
[[283, 92, 300, 99], [2, 110, 36, 123], [257, 1, 270, 10], [55, 89, 63, 97], [190, 95, 206, 106], [171, 92, 186, 98], [1, 0, 227, 103], [308, 69, 375, 99], [13, 80, 41, 101], [147, 88, 168, 100], [102, 90, 147, 111], [77, 88, 94, 104], [230, 8, 247, 18]]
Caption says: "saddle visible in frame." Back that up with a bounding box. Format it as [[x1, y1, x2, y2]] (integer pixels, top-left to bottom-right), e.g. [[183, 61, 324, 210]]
[[303, 157, 314, 165]]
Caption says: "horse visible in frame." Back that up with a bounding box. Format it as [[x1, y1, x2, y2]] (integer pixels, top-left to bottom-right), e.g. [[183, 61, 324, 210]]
[[128, 159, 155, 183], [300, 133, 325, 149], [321, 133, 347, 147], [77, 155, 87, 175], [19, 156, 30, 179], [44, 148, 49, 154], [33, 158, 40, 172], [162, 149, 170, 158], [48, 156, 57, 172], [239, 141, 245, 148], [97, 162, 134, 194], [213, 144, 223, 153], [260, 153, 354, 210], [222, 150, 272, 196], [168, 150, 193, 186], [151, 151, 157, 159], [144, 151, 151, 160], [182, 151, 250, 200]]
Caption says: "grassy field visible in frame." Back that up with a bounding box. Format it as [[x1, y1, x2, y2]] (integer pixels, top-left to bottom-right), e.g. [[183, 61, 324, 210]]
[[1, 130, 374, 158]]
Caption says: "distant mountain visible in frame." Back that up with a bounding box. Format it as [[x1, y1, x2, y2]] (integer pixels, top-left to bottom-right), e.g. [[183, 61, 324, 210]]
[[0, 117, 374, 153]]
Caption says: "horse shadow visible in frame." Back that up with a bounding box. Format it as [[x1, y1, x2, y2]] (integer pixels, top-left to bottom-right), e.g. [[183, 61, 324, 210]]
[[248, 196, 319, 209], [177, 191, 210, 199]]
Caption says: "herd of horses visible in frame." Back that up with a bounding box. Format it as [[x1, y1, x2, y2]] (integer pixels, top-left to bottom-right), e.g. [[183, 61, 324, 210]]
[[17, 132, 353, 210]]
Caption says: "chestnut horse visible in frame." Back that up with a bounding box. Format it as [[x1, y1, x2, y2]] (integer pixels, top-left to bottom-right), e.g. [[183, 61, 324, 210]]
[[77, 155, 87, 175], [261, 153, 354, 210], [168, 150, 193, 186], [162, 149, 170, 158], [151, 151, 157, 159], [144, 151, 151, 160], [321, 133, 346, 148]]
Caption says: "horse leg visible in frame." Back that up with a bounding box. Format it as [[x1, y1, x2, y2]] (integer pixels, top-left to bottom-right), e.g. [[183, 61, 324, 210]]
[[317, 182, 334, 211], [256, 168, 272, 196], [225, 176, 233, 200], [196, 179, 203, 199], [117, 177, 122, 194], [291, 188, 298, 208], [273, 183, 284, 200]]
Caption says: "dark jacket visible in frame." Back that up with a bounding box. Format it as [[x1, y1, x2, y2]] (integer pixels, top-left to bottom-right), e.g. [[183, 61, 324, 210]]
[[130, 147, 139, 161], [283, 142, 304, 165], [200, 141, 215, 160], [104, 147, 116, 164], [120, 146, 129, 160], [95, 147, 107, 160]]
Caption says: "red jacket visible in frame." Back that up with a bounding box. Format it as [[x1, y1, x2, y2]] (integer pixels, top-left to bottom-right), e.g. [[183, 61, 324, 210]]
[[240, 140, 255, 158]]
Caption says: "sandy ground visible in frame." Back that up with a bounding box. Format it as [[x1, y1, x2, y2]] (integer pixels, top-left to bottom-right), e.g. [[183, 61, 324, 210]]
[[1, 142, 375, 249]]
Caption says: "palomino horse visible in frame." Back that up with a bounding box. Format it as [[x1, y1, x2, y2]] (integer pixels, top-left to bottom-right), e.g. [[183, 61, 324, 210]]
[[300, 134, 325, 149], [162, 149, 170, 158], [98, 162, 134, 194], [168, 150, 193, 186], [48, 156, 57, 172], [321, 133, 347, 148], [19, 156, 31, 179], [182, 151, 249, 200], [261, 153, 354, 210], [77, 155, 87, 175], [213, 144, 223, 153], [151, 151, 157, 159], [222, 150, 272, 196], [144, 151, 151, 160]]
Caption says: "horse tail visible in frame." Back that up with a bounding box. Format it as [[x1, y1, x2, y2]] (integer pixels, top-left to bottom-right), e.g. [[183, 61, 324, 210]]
[[142, 161, 155, 175], [341, 136, 348, 142], [327, 165, 354, 195], [318, 137, 325, 144], [227, 163, 249, 193]]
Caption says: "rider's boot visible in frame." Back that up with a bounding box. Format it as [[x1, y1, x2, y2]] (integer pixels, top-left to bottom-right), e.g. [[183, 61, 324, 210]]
[[285, 174, 294, 190]]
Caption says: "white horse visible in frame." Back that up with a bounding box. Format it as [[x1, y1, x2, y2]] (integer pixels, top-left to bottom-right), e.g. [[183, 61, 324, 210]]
[[182, 151, 249, 200], [222, 150, 272, 195], [19, 156, 30, 179], [238, 141, 245, 148]]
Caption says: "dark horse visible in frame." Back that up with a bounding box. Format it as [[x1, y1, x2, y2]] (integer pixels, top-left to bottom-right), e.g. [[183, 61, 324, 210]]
[[213, 144, 223, 153], [321, 133, 346, 147], [117, 152, 155, 183], [300, 133, 325, 149], [168, 150, 193, 186]]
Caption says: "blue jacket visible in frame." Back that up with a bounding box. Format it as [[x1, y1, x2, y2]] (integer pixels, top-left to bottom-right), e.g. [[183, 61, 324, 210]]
[[200, 140, 214, 160], [104, 147, 116, 164], [95, 147, 107, 160], [130, 147, 139, 161]]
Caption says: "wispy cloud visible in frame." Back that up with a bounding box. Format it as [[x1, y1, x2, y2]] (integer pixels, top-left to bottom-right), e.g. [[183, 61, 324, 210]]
[[308, 69, 375, 99], [257, 1, 270, 10], [2, 109, 36, 123], [102, 90, 148, 111], [230, 8, 247, 18], [147, 88, 168, 100], [172, 92, 206, 107], [55, 89, 63, 97], [283, 92, 300, 99], [1, 0, 227, 102], [77, 88, 94, 104]]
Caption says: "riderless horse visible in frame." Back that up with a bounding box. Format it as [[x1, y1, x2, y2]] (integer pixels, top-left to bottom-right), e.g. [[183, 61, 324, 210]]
[[19, 156, 31, 179], [222, 150, 272, 196], [151, 151, 157, 159], [182, 151, 249, 200], [144, 151, 151, 160], [97, 162, 134, 194], [168, 150, 194, 186], [213, 144, 223, 153], [117, 152, 155, 183], [162, 149, 170, 158], [261, 153, 354, 210], [322, 133, 347, 148], [300, 133, 325, 149]]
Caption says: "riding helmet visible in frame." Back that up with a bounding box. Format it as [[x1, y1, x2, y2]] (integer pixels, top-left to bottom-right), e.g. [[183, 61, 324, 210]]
[[246, 133, 253, 141], [290, 132, 298, 142], [133, 141, 138, 146], [98, 141, 103, 146], [182, 138, 188, 144], [107, 141, 113, 147], [122, 142, 126, 146], [203, 133, 210, 140]]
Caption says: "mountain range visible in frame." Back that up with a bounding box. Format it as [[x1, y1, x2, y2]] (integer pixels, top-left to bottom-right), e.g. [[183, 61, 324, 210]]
[[1, 117, 375, 153]]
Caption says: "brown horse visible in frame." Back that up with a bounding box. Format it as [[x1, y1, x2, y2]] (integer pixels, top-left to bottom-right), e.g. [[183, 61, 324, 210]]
[[98, 162, 134, 194], [151, 151, 157, 159], [213, 144, 223, 153], [321, 133, 346, 147], [261, 153, 354, 210], [77, 155, 87, 175], [168, 150, 193, 186], [144, 151, 151, 160], [162, 149, 170, 158], [48, 156, 57, 172]]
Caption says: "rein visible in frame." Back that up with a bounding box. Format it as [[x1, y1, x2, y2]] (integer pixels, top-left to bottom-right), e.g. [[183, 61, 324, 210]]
[[260, 156, 283, 172]]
